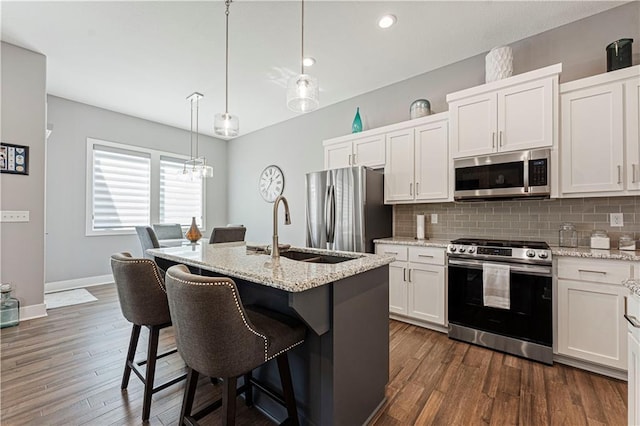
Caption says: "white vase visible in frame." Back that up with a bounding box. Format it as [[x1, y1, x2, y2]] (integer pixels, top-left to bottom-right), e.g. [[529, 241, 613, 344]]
[[485, 46, 513, 83]]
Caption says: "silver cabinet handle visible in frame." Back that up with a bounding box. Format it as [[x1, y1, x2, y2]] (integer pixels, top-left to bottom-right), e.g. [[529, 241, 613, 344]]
[[618, 165, 622, 184], [408, 269, 412, 283], [409, 183, 413, 196], [492, 132, 496, 149], [348, 154, 352, 165], [633, 164, 638, 183], [499, 130, 503, 147], [384, 251, 398, 255], [416, 182, 419, 195], [418, 254, 434, 258], [403, 268, 407, 282], [625, 296, 640, 328], [578, 269, 606, 275], [352, 153, 357, 165]]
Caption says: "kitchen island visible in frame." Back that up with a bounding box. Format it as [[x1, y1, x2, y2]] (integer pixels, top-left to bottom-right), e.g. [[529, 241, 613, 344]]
[[148, 242, 394, 426]]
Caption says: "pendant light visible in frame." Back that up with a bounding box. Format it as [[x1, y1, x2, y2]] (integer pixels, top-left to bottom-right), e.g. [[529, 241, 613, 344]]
[[286, 0, 319, 113], [214, 0, 239, 137], [183, 92, 213, 179]]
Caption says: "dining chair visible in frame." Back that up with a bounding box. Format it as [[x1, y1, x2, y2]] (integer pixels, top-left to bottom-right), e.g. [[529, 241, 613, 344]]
[[110, 252, 187, 421], [134, 226, 160, 259], [209, 226, 246, 244], [152, 223, 184, 240], [165, 264, 305, 425]]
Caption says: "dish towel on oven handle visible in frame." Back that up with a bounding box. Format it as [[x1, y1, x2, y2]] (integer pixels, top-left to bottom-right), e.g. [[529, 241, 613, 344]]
[[482, 263, 511, 309]]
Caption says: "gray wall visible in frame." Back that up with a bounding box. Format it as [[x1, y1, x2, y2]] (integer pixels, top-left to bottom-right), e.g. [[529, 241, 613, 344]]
[[45, 96, 228, 283], [0, 43, 46, 309], [228, 3, 640, 247]]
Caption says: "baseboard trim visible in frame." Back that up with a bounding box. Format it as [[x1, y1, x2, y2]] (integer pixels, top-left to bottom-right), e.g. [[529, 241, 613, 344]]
[[390, 314, 448, 334], [20, 303, 47, 321], [45, 274, 114, 293], [553, 354, 627, 381]]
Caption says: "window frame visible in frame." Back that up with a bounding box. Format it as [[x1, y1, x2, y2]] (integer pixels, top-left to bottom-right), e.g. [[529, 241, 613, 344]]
[[85, 137, 206, 237]]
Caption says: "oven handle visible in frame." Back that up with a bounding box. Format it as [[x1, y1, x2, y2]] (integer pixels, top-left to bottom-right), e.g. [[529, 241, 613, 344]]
[[448, 258, 552, 277]]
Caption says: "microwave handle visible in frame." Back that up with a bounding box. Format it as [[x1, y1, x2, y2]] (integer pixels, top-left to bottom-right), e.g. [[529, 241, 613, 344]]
[[523, 151, 530, 193]]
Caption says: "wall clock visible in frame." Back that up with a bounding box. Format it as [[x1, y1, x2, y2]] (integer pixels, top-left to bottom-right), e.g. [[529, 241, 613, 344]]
[[259, 165, 284, 203]]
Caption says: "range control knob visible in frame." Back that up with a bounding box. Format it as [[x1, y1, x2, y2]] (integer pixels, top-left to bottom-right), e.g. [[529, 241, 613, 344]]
[[538, 251, 549, 259], [449, 245, 457, 252], [468, 247, 476, 254], [459, 247, 467, 253], [526, 250, 536, 258]]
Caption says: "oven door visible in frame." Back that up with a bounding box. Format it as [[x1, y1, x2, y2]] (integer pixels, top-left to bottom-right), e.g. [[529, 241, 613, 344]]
[[448, 258, 552, 346]]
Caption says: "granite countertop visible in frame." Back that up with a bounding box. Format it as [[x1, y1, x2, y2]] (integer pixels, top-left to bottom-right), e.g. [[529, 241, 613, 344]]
[[551, 246, 640, 261], [373, 237, 449, 248], [147, 242, 394, 293]]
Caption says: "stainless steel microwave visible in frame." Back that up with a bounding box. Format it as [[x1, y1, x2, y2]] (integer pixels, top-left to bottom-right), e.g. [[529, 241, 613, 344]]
[[454, 149, 550, 201]]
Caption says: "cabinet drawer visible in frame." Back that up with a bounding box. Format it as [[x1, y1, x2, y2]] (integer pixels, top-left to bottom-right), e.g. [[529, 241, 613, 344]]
[[409, 246, 445, 265], [557, 257, 635, 285], [376, 244, 408, 262]]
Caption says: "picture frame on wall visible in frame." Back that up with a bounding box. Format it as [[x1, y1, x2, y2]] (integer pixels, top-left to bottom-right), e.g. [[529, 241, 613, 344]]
[[0, 142, 29, 175]]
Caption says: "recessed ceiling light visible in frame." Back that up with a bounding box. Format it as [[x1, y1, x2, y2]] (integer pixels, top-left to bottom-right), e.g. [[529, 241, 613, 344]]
[[378, 14, 396, 29], [303, 57, 316, 67]]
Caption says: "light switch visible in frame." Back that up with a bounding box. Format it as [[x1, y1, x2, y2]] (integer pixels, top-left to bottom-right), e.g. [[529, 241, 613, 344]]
[[1, 211, 30, 223]]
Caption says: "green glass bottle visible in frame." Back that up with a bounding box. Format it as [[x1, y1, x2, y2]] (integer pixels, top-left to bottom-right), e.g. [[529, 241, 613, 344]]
[[352, 107, 362, 133]]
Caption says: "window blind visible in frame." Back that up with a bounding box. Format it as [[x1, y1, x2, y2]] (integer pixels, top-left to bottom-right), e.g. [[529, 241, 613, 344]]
[[92, 145, 151, 230], [160, 157, 203, 227]]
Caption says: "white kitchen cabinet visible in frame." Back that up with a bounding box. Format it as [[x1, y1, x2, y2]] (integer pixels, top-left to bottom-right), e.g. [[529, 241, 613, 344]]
[[559, 65, 640, 196], [323, 132, 385, 170], [447, 63, 560, 159], [384, 113, 449, 203], [627, 291, 640, 426], [376, 243, 446, 330], [556, 257, 638, 370]]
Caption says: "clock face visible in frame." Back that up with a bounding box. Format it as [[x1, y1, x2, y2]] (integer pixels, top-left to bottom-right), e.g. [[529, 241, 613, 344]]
[[259, 165, 284, 203]]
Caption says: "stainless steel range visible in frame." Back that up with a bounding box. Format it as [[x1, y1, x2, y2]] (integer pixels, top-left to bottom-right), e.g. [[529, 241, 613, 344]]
[[447, 238, 553, 364]]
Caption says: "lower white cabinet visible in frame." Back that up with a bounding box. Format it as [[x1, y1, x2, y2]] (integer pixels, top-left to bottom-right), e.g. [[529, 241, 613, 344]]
[[628, 291, 640, 426], [377, 243, 446, 328], [556, 257, 636, 370]]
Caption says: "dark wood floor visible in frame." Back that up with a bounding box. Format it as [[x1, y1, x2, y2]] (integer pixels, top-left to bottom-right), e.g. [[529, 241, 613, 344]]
[[0, 284, 628, 425]]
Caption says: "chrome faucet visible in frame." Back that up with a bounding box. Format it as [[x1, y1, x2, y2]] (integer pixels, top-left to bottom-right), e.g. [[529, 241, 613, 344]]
[[272, 195, 291, 258]]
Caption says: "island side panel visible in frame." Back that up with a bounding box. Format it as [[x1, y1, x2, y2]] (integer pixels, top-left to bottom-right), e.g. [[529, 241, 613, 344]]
[[332, 265, 390, 425]]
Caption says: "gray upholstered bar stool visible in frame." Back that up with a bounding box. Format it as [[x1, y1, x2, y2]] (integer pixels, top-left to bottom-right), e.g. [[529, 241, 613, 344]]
[[110, 252, 187, 421], [152, 223, 183, 240], [165, 264, 306, 426], [135, 226, 160, 259], [209, 226, 246, 243]]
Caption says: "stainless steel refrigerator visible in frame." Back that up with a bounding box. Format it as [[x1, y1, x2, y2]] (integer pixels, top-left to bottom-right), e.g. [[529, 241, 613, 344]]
[[306, 166, 392, 253]]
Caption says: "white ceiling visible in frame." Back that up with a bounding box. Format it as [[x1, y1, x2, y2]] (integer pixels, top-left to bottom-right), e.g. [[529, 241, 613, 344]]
[[1, 1, 624, 139]]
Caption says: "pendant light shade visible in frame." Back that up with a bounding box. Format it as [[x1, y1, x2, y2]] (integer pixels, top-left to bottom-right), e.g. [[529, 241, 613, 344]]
[[287, 0, 319, 113], [183, 92, 213, 180], [214, 0, 239, 137]]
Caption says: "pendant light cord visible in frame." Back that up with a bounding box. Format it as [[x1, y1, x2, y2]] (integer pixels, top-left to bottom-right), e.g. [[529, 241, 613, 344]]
[[195, 95, 199, 158], [189, 97, 194, 161], [225, 0, 231, 114], [301, 0, 304, 75]]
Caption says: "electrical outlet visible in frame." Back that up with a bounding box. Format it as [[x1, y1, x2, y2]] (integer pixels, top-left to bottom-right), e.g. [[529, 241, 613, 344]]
[[610, 213, 624, 227], [0, 211, 29, 223], [431, 214, 438, 224]]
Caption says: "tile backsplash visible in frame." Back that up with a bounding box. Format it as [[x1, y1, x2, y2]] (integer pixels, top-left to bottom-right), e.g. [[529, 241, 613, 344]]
[[394, 196, 640, 248]]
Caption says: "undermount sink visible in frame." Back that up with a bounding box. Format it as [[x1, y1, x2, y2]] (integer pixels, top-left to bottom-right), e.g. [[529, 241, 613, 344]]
[[279, 249, 352, 264]]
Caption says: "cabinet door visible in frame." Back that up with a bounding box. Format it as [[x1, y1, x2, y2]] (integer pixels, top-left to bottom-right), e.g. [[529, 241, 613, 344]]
[[353, 134, 385, 169], [408, 263, 445, 325], [324, 140, 352, 170], [449, 93, 497, 158], [629, 332, 640, 426], [497, 77, 553, 152], [626, 77, 640, 191], [389, 262, 408, 315], [384, 128, 415, 202], [414, 120, 449, 201], [557, 279, 627, 369], [560, 83, 624, 194]]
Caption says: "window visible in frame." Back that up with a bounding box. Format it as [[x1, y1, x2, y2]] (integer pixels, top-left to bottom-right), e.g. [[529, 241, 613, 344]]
[[86, 138, 205, 236]]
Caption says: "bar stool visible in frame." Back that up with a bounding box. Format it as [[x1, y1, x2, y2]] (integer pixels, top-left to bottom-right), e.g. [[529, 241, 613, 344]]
[[165, 264, 306, 426], [110, 252, 187, 421], [209, 226, 246, 243]]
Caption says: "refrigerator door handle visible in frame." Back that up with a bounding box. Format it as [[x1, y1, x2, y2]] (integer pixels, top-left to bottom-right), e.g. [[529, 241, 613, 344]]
[[325, 185, 336, 243]]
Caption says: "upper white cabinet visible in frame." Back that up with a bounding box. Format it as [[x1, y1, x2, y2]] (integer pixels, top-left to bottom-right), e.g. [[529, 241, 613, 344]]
[[323, 132, 385, 170], [447, 63, 561, 159], [560, 65, 640, 196], [384, 113, 449, 203]]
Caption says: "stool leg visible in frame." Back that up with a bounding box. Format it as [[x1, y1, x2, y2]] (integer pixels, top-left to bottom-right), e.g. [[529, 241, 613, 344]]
[[276, 353, 299, 426], [222, 376, 237, 425], [142, 325, 160, 421], [243, 372, 253, 407], [180, 368, 199, 425], [121, 324, 141, 390]]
